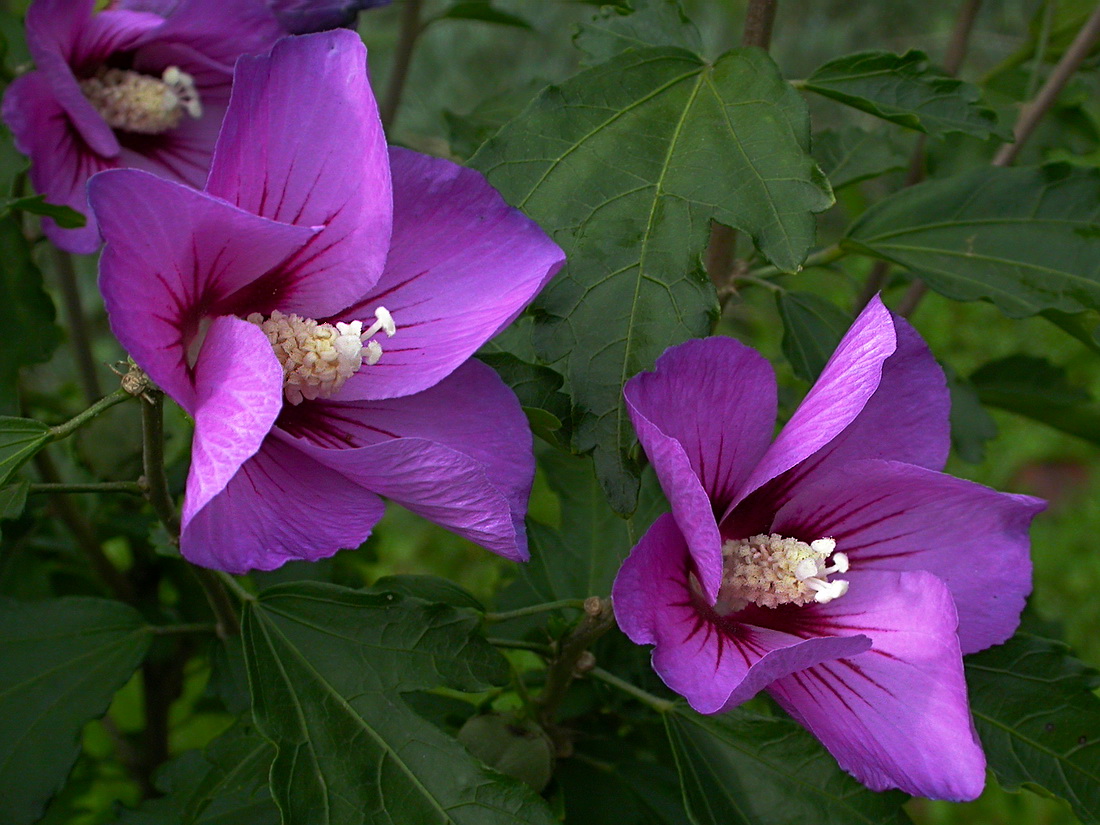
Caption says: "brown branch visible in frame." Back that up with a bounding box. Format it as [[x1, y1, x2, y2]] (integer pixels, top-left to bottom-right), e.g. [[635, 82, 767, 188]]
[[902, 2, 1100, 317], [741, 0, 778, 48], [380, 0, 422, 132]]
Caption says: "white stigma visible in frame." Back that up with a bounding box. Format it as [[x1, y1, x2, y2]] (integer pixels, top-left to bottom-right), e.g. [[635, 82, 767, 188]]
[[716, 533, 850, 612], [79, 65, 201, 134], [247, 307, 396, 405]]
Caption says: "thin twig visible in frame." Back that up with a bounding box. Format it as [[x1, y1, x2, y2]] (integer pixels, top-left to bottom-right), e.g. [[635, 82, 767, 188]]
[[856, 0, 983, 311], [140, 391, 179, 535], [150, 622, 219, 636], [484, 598, 588, 623], [487, 637, 554, 656], [589, 667, 675, 713], [902, 1, 1100, 317], [47, 246, 102, 404], [380, 0, 422, 132], [536, 597, 615, 739], [993, 3, 1100, 167], [217, 569, 257, 603], [48, 387, 131, 441], [28, 480, 143, 495]]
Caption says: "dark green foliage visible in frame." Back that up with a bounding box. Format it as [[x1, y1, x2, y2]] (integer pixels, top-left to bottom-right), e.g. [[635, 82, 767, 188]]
[[777, 291, 852, 382], [813, 127, 908, 190], [967, 631, 1100, 824], [0, 598, 150, 824], [473, 44, 831, 512]]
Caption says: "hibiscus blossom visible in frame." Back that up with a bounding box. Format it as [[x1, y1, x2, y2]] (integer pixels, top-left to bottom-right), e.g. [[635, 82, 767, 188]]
[[120, 0, 391, 35], [611, 296, 1044, 801], [89, 30, 564, 573], [1, 0, 282, 252]]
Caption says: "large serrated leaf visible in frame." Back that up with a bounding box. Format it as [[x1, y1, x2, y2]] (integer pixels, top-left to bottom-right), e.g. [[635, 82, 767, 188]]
[[242, 582, 556, 825], [574, 0, 701, 62], [472, 46, 832, 512], [0, 417, 51, 486], [665, 705, 911, 825], [802, 50, 1007, 139], [0, 597, 151, 825], [813, 126, 908, 190], [966, 631, 1100, 824], [844, 164, 1100, 318]]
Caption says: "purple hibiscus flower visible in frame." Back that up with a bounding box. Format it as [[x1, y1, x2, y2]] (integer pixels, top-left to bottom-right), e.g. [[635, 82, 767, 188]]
[[88, 30, 564, 573], [611, 296, 1044, 801], [1, 0, 282, 252]]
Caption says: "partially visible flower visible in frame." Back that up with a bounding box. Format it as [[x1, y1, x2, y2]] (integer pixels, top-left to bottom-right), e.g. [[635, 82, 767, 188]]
[[612, 297, 1044, 801], [2, 0, 282, 252], [120, 0, 391, 35], [90, 30, 564, 573]]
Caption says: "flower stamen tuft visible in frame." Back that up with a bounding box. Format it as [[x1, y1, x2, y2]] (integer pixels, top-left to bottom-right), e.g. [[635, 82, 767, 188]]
[[80, 65, 202, 134], [717, 533, 849, 612]]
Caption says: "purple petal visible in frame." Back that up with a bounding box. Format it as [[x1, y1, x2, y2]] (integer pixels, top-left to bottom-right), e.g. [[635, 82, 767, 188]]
[[612, 514, 871, 714], [181, 316, 284, 529], [181, 435, 385, 573], [271, 0, 391, 34], [116, 100, 227, 189], [623, 337, 777, 600], [277, 360, 533, 561], [134, 0, 283, 73], [772, 459, 1044, 654], [768, 570, 985, 801], [727, 296, 897, 514], [205, 30, 392, 319], [91, 169, 316, 409], [334, 147, 565, 401], [2, 72, 112, 253]]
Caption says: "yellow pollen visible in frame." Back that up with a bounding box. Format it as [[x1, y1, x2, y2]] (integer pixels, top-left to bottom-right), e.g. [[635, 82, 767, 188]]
[[247, 308, 395, 405], [716, 534, 848, 612], [79, 66, 201, 135]]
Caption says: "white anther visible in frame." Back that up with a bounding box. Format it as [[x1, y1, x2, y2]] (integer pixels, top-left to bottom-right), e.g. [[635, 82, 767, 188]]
[[810, 538, 836, 555], [794, 558, 820, 581], [361, 306, 396, 340], [364, 340, 383, 366], [811, 579, 849, 604], [825, 551, 849, 575]]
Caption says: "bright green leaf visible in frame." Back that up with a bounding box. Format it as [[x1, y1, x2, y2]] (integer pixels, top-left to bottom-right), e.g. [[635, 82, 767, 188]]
[[0, 597, 151, 825], [803, 50, 1007, 139], [969, 354, 1100, 446], [0, 417, 51, 486], [813, 126, 908, 190], [242, 582, 556, 825], [472, 46, 832, 511], [666, 705, 910, 825], [966, 630, 1100, 824], [844, 164, 1100, 318], [776, 292, 852, 382], [574, 0, 701, 62]]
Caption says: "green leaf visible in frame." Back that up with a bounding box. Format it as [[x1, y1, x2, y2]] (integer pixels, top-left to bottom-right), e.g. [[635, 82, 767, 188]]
[[776, 292, 852, 382], [478, 352, 570, 443], [0, 417, 51, 486], [444, 80, 547, 160], [428, 0, 532, 29], [0, 216, 62, 407], [242, 582, 556, 825], [118, 723, 277, 825], [367, 573, 486, 611], [0, 480, 29, 544], [969, 354, 1100, 446], [513, 451, 665, 606], [0, 195, 86, 228], [472, 46, 832, 511], [966, 630, 1100, 824], [558, 747, 687, 824], [574, 0, 701, 62], [946, 370, 997, 464], [0, 597, 151, 825], [813, 126, 907, 190], [665, 705, 911, 825], [802, 50, 1007, 139], [844, 164, 1100, 318]]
